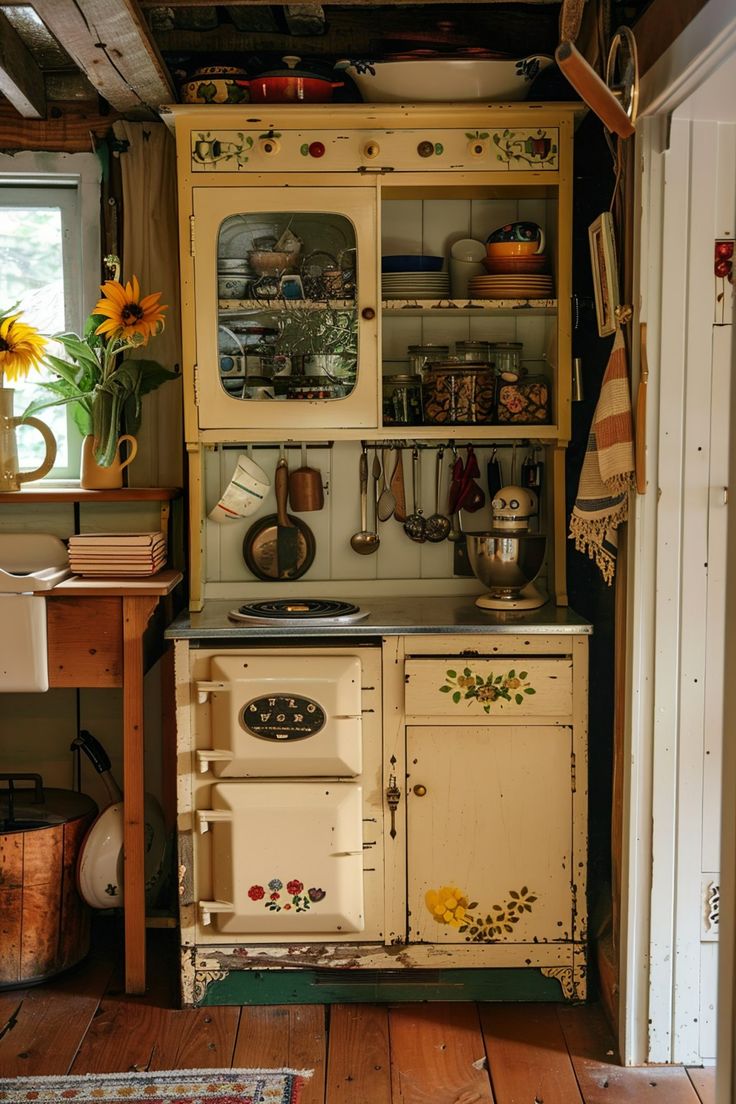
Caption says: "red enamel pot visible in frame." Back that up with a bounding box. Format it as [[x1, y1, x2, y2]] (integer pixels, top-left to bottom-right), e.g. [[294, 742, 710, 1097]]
[[238, 56, 343, 103]]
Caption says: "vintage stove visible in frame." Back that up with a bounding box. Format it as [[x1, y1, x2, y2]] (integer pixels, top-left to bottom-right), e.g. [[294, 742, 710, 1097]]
[[186, 634, 384, 944], [228, 597, 369, 625]]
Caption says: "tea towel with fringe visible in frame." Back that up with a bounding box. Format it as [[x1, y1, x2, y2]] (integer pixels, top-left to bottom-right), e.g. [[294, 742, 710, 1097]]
[[569, 328, 635, 584]]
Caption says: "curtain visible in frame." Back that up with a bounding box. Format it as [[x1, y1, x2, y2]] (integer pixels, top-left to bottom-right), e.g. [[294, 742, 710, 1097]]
[[112, 120, 182, 487]]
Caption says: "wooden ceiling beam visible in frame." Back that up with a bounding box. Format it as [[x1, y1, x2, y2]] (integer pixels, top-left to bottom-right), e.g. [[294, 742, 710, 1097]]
[[0, 10, 46, 118], [30, 0, 175, 114]]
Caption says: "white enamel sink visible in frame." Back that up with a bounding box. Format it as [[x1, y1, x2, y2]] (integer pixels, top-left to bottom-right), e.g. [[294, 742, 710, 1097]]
[[0, 532, 70, 592]]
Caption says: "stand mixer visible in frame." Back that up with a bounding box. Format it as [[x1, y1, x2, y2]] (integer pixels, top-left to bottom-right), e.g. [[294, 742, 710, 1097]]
[[466, 483, 546, 611]]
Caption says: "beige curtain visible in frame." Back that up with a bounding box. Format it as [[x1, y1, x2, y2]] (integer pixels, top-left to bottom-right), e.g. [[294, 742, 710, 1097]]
[[112, 120, 182, 487]]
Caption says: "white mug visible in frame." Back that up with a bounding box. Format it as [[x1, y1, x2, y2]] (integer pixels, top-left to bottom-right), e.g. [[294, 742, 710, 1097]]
[[208, 453, 270, 523]]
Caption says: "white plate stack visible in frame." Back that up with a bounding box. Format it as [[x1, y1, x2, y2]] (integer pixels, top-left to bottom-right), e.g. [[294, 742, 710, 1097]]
[[382, 271, 451, 299], [68, 531, 167, 577]]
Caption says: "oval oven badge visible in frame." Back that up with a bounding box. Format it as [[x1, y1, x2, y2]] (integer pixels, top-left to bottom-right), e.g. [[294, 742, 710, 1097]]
[[240, 694, 326, 741]]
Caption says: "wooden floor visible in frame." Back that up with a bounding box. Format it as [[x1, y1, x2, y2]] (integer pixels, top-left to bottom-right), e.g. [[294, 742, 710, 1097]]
[[0, 930, 716, 1104]]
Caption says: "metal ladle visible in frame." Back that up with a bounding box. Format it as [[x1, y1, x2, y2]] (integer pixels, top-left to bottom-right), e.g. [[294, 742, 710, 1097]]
[[425, 446, 451, 542], [350, 447, 380, 554], [403, 446, 426, 542]]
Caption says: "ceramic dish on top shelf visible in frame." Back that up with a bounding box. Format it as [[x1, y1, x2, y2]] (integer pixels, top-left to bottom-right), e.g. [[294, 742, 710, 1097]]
[[337, 55, 553, 103]]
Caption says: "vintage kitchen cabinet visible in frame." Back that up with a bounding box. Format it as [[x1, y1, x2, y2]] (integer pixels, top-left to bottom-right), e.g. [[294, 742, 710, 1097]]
[[167, 102, 574, 444], [165, 103, 576, 608], [173, 625, 587, 1006]]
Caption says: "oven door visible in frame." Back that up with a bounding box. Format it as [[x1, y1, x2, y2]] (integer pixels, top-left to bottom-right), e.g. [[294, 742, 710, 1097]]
[[196, 653, 362, 777], [197, 780, 364, 934]]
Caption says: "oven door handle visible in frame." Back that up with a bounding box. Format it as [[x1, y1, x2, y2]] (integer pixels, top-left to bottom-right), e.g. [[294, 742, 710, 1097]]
[[199, 899, 234, 926], [196, 749, 234, 773], [195, 680, 228, 703], [198, 809, 232, 833], [331, 850, 363, 856]]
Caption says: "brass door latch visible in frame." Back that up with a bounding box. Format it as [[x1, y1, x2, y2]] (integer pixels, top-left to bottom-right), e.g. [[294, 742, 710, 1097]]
[[386, 774, 401, 839]]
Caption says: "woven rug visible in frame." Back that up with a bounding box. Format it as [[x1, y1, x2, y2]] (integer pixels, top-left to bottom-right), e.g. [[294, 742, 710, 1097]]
[[0, 1067, 309, 1103]]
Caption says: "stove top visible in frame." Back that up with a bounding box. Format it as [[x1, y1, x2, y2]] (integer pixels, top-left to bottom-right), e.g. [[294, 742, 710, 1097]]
[[228, 598, 369, 626]]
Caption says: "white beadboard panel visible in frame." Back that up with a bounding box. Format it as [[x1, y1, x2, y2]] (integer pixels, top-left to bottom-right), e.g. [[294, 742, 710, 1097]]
[[201, 441, 552, 590], [699, 941, 719, 1060], [715, 122, 735, 325], [470, 197, 520, 242], [672, 118, 721, 1066], [381, 199, 422, 254], [422, 199, 472, 262], [382, 314, 423, 362], [702, 324, 732, 871], [648, 117, 691, 1064], [78, 501, 162, 534], [0, 503, 76, 539]]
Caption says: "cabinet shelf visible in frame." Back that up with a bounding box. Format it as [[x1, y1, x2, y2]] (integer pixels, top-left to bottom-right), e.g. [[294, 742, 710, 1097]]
[[218, 299, 355, 313], [382, 298, 557, 315]]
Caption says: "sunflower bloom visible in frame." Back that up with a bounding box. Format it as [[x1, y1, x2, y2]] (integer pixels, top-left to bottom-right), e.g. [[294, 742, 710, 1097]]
[[94, 276, 167, 343], [0, 314, 46, 382]]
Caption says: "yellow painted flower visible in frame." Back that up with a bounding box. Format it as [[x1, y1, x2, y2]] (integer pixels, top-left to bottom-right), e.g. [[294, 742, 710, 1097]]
[[425, 885, 469, 927], [94, 275, 167, 343], [0, 314, 46, 381]]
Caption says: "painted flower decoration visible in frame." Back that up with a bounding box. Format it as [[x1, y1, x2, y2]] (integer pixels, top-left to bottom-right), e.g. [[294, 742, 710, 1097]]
[[287, 879, 304, 895], [425, 885, 469, 928], [268, 878, 283, 891], [0, 312, 46, 383], [94, 275, 167, 344], [307, 887, 326, 902], [248, 884, 265, 901]]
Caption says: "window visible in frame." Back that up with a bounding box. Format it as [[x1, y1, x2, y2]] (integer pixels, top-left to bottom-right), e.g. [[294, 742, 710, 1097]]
[[0, 153, 100, 479]]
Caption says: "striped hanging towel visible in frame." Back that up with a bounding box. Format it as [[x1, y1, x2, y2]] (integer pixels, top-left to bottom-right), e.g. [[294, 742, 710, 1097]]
[[569, 328, 635, 584]]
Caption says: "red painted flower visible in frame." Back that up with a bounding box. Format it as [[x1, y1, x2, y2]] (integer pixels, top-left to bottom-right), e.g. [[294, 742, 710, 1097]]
[[284, 903, 292, 910], [270, 891, 280, 900], [287, 879, 303, 894], [248, 884, 265, 900]]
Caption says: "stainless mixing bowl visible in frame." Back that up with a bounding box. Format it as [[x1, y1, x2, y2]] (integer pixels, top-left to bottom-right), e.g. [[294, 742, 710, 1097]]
[[466, 531, 546, 600]]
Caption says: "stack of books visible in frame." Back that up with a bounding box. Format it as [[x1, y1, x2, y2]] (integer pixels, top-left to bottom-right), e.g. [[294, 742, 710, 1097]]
[[68, 531, 167, 577]]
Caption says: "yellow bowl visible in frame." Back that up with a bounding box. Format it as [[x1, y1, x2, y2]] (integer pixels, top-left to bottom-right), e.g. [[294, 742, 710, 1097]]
[[485, 241, 542, 258]]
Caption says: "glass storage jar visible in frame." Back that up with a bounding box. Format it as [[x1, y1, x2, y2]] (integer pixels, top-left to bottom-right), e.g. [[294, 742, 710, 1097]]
[[490, 341, 524, 381], [422, 361, 495, 425], [383, 374, 424, 425], [455, 340, 493, 363], [407, 344, 449, 376]]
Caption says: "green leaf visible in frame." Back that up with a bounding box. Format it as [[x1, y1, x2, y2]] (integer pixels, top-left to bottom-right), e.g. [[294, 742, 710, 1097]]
[[521, 886, 528, 895], [504, 924, 513, 932], [515, 694, 523, 704], [508, 669, 516, 678], [463, 667, 471, 676], [524, 687, 536, 695], [468, 902, 478, 910], [519, 671, 528, 680], [510, 890, 519, 899], [494, 675, 503, 684], [439, 685, 451, 692], [476, 675, 483, 685], [446, 669, 457, 679], [452, 691, 461, 703]]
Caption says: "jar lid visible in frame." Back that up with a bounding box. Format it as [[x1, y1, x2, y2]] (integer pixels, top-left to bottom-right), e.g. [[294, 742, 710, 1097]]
[[408, 344, 449, 353], [490, 341, 523, 349], [385, 374, 422, 384], [426, 361, 490, 372]]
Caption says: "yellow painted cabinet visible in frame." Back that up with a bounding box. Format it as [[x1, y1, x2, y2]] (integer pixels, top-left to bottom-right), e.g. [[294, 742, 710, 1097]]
[[406, 724, 574, 946]]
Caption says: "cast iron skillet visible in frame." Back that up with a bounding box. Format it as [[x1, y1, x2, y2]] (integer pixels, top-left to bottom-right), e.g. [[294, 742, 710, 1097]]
[[243, 512, 316, 580]]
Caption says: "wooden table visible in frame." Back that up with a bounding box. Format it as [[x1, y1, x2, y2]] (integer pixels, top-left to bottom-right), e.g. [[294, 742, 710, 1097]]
[[45, 569, 182, 994]]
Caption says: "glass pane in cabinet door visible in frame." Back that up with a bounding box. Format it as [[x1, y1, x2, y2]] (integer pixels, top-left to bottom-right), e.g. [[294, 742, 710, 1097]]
[[217, 211, 358, 402]]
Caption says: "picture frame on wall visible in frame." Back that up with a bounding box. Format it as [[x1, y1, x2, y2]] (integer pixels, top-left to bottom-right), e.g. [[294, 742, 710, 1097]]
[[588, 212, 620, 337]]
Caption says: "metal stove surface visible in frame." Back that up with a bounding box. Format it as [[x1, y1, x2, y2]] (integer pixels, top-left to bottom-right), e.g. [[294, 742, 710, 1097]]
[[228, 598, 369, 626]]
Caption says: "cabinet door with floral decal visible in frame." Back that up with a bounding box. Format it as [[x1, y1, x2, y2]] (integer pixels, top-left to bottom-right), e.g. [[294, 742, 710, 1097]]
[[406, 725, 574, 945]]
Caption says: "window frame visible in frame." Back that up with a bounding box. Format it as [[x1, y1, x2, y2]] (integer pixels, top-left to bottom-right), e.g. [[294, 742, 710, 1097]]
[[0, 152, 100, 480]]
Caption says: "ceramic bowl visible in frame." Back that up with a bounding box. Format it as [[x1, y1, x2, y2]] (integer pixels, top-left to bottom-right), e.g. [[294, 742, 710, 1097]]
[[482, 255, 549, 274], [180, 67, 250, 104], [337, 55, 553, 103], [485, 241, 542, 258], [218, 277, 249, 299], [450, 238, 486, 262]]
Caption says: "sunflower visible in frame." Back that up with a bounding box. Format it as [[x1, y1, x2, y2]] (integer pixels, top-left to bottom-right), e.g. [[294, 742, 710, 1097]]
[[0, 313, 46, 382], [94, 276, 167, 343]]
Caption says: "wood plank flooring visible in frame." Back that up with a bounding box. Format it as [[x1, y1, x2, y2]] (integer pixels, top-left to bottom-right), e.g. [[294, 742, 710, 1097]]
[[0, 932, 717, 1104]]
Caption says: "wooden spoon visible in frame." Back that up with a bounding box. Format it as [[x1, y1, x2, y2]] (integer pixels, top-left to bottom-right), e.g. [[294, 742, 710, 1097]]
[[389, 448, 407, 522]]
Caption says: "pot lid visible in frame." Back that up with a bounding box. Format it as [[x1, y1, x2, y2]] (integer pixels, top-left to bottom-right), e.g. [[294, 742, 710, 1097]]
[[0, 779, 97, 831], [254, 55, 333, 80]]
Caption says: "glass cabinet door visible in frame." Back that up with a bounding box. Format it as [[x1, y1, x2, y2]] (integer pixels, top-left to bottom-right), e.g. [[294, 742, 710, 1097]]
[[192, 187, 378, 431]]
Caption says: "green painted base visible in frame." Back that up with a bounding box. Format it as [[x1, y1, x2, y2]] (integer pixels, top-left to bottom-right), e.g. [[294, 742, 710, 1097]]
[[198, 967, 566, 1006]]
